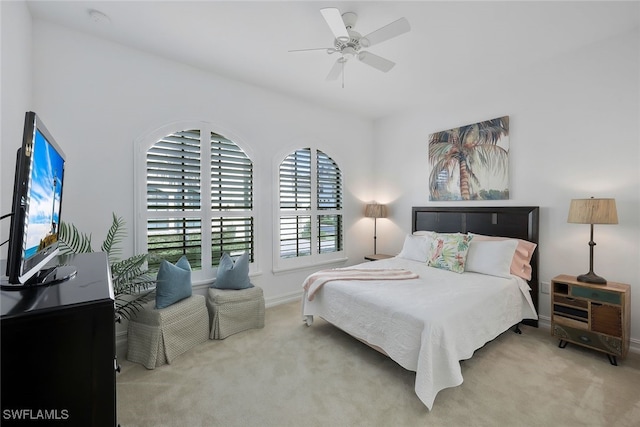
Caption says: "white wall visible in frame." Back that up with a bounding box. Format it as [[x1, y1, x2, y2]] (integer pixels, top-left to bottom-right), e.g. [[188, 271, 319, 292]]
[[0, 0, 32, 234], [372, 29, 640, 346], [2, 16, 377, 305]]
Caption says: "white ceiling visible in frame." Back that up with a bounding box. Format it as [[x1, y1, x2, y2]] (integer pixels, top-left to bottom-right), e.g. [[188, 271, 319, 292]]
[[26, 1, 640, 120]]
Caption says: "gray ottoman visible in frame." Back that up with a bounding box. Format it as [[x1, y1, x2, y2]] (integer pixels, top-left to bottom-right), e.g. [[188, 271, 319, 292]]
[[127, 294, 209, 369], [206, 286, 265, 339]]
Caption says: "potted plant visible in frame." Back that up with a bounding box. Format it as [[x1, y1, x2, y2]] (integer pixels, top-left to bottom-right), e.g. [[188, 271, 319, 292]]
[[58, 213, 155, 319]]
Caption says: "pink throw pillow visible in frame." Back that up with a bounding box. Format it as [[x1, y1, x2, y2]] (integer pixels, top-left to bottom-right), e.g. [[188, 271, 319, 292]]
[[469, 233, 537, 281]]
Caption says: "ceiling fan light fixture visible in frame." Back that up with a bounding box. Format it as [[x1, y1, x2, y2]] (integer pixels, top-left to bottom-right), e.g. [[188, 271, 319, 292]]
[[342, 47, 357, 58], [341, 12, 358, 29]]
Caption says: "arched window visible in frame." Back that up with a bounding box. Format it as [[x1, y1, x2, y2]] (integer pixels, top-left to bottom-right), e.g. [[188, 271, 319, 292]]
[[277, 147, 344, 270], [140, 125, 254, 280]]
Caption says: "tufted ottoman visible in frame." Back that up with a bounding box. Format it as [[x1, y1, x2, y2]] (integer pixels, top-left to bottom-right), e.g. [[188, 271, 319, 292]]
[[206, 286, 265, 339], [126, 294, 209, 369]]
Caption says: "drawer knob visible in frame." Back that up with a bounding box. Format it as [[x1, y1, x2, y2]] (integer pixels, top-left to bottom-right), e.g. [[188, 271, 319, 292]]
[[579, 335, 591, 343]]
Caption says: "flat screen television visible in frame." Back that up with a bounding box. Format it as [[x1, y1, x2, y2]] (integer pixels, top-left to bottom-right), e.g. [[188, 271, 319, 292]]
[[3, 111, 76, 287]]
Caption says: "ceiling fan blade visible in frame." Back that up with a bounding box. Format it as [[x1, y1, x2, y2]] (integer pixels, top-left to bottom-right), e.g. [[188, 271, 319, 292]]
[[320, 8, 350, 42], [288, 47, 336, 53], [357, 51, 395, 72], [326, 58, 345, 81], [360, 17, 410, 48]]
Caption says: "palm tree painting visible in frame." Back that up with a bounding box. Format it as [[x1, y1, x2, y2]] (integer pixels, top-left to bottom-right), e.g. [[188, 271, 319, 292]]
[[428, 116, 509, 201]]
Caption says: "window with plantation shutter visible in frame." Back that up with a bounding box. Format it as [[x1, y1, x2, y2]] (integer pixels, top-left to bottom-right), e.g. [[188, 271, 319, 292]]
[[142, 126, 254, 279], [277, 148, 343, 269]]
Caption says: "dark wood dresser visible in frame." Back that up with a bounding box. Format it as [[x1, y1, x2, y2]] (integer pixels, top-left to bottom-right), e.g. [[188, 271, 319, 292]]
[[1, 252, 117, 426]]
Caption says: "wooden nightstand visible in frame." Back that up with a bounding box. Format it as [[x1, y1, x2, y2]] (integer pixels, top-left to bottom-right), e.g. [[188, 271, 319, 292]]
[[551, 274, 630, 365], [364, 254, 393, 261]]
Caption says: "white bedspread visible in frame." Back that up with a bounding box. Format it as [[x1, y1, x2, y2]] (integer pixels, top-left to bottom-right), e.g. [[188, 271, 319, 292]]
[[301, 257, 538, 410]]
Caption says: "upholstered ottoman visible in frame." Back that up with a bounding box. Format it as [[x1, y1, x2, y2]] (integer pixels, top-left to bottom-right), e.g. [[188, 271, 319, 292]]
[[127, 294, 209, 369], [206, 286, 265, 339]]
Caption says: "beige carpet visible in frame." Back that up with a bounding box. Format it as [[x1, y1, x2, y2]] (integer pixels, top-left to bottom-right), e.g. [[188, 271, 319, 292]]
[[117, 300, 640, 427]]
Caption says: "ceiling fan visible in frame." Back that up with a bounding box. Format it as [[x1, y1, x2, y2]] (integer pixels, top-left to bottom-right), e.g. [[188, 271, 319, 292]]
[[290, 8, 411, 86]]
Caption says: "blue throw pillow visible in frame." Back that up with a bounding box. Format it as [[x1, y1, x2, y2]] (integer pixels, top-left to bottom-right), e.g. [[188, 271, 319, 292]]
[[155, 255, 192, 309], [213, 252, 252, 290]]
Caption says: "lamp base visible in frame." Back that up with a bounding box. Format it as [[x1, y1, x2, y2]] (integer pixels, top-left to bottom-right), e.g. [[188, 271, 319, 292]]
[[576, 271, 607, 285]]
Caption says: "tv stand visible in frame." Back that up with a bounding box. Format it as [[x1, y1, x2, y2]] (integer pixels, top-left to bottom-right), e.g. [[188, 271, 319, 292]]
[[27, 264, 77, 286], [1, 252, 117, 426], [0, 263, 77, 290]]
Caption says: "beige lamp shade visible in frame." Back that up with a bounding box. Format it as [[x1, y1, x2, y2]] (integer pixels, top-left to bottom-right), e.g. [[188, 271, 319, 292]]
[[364, 203, 387, 219], [567, 198, 618, 224]]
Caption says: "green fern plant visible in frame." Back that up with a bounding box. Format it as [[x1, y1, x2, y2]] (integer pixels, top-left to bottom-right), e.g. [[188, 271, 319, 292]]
[[58, 213, 155, 319]]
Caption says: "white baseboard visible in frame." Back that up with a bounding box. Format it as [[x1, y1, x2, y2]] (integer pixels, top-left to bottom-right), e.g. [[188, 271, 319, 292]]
[[265, 290, 303, 308]]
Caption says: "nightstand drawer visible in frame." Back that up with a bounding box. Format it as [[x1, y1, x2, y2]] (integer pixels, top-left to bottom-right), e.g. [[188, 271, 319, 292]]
[[571, 287, 621, 305], [554, 295, 588, 309], [553, 304, 587, 321], [591, 303, 622, 336], [553, 324, 623, 356]]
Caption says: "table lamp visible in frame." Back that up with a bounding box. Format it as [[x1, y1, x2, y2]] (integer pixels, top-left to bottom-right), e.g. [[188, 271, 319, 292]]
[[567, 197, 618, 284]]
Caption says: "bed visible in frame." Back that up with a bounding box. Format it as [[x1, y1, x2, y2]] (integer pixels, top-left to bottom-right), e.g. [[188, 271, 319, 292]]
[[301, 206, 540, 410]]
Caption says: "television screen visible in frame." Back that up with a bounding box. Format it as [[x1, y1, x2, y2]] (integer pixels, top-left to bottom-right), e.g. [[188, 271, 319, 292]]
[[24, 129, 64, 256], [4, 112, 75, 287]]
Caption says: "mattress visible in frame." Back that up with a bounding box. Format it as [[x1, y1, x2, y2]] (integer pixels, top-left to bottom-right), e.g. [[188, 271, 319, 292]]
[[301, 257, 538, 409]]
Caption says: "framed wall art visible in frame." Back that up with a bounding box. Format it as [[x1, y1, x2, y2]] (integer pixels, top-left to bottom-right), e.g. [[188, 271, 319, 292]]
[[428, 115, 509, 201]]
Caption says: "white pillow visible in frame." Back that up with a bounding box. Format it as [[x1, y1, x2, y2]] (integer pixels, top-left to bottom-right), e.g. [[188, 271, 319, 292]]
[[468, 233, 537, 281], [465, 239, 518, 278], [397, 234, 432, 262]]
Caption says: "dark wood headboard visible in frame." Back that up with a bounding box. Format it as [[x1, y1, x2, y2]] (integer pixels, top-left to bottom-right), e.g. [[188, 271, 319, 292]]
[[412, 206, 539, 327]]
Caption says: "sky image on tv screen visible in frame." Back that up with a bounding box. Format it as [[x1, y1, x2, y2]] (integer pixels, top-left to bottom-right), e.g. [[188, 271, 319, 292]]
[[23, 130, 64, 259]]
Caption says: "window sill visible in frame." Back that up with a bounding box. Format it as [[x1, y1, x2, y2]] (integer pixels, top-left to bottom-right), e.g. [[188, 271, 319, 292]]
[[272, 257, 348, 275]]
